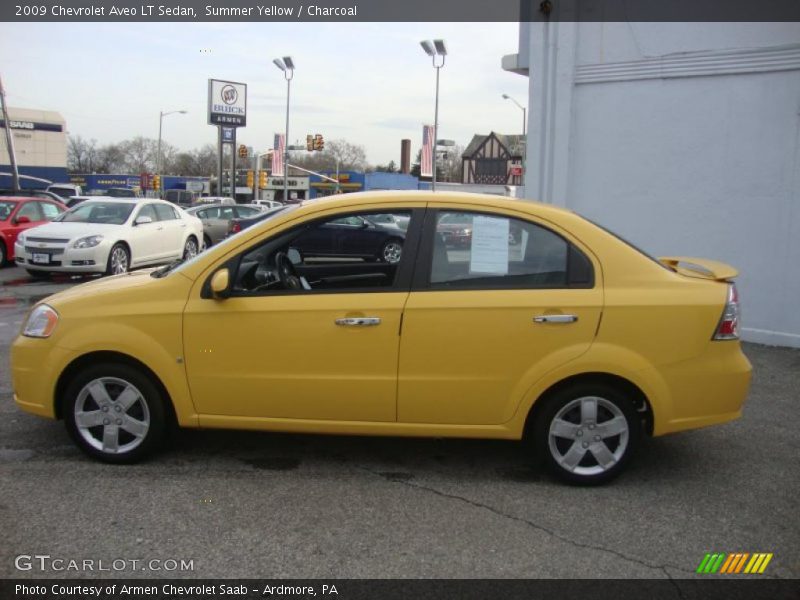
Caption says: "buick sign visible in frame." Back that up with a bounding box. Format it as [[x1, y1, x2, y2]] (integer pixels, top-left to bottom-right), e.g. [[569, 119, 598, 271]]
[[208, 79, 247, 127]]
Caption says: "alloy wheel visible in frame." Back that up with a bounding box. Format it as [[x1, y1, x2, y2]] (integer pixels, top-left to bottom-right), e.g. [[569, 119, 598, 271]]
[[382, 241, 403, 264], [110, 246, 129, 274], [184, 238, 198, 260], [73, 377, 151, 455], [547, 396, 629, 476]]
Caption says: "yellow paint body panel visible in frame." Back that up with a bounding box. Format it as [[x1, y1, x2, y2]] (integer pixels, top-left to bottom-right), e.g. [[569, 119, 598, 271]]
[[11, 191, 751, 441]]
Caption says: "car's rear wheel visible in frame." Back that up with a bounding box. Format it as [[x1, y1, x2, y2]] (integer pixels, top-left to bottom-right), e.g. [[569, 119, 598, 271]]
[[380, 238, 403, 264], [62, 363, 167, 463], [533, 382, 641, 485], [183, 236, 199, 261], [106, 243, 130, 276]]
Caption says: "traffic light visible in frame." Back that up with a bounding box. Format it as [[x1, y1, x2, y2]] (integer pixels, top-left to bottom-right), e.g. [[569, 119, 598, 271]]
[[259, 171, 267, 189], [246, 170, 254, 188], [238, 144, 248, 158], [313, 134, 324, 151], [151, 175, 160, 190], [306, 135, 314, 152]]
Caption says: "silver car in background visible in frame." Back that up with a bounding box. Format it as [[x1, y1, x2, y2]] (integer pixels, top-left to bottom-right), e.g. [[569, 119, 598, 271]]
[[186, 203, 266, 248]]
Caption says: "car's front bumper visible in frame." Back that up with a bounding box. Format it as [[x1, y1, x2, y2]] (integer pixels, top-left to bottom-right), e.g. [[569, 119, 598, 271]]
[[15, 241, 109, 273]]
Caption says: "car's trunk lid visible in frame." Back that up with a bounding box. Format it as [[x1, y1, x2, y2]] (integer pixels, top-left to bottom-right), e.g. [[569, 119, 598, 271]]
[[658, 256, 738, 281]]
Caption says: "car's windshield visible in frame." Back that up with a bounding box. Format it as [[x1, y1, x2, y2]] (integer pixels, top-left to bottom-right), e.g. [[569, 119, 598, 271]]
[[162, 204, 297, 277], [56, 202, 135, 225], [0, 200, 18, 221]]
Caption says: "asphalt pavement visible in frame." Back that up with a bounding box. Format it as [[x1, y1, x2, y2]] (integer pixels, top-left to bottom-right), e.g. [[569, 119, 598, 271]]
[[0, 264, 798, 581]]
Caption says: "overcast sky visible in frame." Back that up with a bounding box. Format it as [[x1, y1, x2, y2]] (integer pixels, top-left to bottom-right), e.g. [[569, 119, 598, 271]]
[[0, 22, 529, 165]]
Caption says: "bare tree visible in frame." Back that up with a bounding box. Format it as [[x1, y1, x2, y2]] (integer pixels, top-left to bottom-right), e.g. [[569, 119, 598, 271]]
[[291, 139, 369, 173], [120, 136, 158, 173], [94, 143, 126, 173], [66, 135, 98, 173], [193, 144, 218, 175]]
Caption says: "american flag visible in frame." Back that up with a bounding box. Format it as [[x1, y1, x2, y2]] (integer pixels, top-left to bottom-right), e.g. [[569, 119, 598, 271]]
[[272, 133, 285, 176], [420, 124, 434, 178]]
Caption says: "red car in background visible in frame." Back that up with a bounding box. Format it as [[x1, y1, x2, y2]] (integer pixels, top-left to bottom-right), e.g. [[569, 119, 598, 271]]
[[0, 196, 67, 266]]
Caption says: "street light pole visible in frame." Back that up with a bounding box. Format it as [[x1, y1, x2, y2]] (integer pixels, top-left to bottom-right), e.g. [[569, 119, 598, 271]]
[[421, 39, 447, 192], [156, 109, 187, 196], [502, 94, 526, 179], [273, 56, 295, 203]]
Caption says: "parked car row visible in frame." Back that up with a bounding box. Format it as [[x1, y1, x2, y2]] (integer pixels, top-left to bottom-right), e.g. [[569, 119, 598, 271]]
[[13, 198, 203, 277]]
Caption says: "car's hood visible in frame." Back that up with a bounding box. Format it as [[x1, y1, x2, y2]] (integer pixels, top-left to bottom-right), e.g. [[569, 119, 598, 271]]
[[22, 221, 125, 241]]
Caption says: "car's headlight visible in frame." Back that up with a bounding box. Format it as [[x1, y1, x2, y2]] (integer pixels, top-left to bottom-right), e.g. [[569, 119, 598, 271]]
[[73, 235, 104, 249], [22, 304, 59, 338]]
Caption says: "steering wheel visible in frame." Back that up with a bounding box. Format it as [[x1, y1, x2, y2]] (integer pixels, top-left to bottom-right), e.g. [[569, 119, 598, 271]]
[[274, 251, 302, 290]]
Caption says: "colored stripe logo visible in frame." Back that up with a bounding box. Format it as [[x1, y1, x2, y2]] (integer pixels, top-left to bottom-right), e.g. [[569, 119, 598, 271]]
[[696, 553, 773, 574]]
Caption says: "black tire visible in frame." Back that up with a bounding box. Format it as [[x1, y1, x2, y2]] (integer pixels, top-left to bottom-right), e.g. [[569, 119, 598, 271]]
[[62, 362, 168, 464], [0, 241, 6, 267], [379, 238, 403, 264], [202, 234, 213, 251], [26, 269, 50, 279], [183, 236, 199, 261], [532, 382, 641, 485], [106, 243, 130, 276]]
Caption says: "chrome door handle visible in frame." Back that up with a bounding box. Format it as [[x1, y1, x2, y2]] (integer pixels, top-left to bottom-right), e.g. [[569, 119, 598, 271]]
[[335, 317, 381, 327], [533, 314, 578, 324]]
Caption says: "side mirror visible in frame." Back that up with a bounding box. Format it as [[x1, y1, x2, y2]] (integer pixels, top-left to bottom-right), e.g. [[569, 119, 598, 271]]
[[15, 215, 31, 225], [135, 216, 153, 225], [210, 268, 230, 299]]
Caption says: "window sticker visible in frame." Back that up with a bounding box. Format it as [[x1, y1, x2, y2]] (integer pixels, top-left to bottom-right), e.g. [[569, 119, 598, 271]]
[[469, 216, 510, 275]]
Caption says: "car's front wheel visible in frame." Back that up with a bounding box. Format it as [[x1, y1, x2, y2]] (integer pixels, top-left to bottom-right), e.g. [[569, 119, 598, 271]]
[[0, 241, 6, 267], [62, 363, 168, 463], [183, 236, 199, 261], [106, 243, 130, 276], [380, 238, 403, 264], [533, 382, 641, 485]]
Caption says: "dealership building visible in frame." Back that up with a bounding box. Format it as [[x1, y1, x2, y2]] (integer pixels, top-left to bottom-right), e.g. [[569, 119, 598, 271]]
[[0, 106, 68, 187], [505, 21, 800, 348]]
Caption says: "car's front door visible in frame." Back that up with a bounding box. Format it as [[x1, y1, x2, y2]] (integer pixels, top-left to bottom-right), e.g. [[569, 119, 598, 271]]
[[398, 207, 603, 426], [182, 207, 423, 423]]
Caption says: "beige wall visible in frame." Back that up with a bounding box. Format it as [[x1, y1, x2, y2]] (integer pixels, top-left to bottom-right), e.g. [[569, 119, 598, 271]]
[[0, 107, 66, 168]]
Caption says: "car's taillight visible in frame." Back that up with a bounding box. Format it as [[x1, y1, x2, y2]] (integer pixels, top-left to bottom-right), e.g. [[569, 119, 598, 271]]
[[713, 283, 740, 340], [231, 222, 241, 234]]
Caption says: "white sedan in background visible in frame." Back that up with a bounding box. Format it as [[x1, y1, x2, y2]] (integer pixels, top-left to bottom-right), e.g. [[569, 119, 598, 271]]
[[15, 199, 203, 277]]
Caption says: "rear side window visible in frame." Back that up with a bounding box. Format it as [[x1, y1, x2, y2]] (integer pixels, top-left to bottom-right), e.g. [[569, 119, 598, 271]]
[[154, 204, 178, 221], [39, 202, 63, 219], [428, 211, 593, 289]]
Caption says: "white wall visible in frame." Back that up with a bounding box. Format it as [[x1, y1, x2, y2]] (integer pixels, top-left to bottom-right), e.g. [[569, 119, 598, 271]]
[[516, 22, 800, 347]]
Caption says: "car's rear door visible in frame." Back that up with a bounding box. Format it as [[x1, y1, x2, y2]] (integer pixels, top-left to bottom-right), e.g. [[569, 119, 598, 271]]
[[398, 206, 603, 426]]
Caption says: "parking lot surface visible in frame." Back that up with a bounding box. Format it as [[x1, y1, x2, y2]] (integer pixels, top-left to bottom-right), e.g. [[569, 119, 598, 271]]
[[0, 265, 798, 580]]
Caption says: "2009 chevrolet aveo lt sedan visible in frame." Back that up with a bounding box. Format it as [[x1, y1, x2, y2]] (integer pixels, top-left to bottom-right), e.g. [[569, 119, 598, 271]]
[[11, 192, 751, 484]]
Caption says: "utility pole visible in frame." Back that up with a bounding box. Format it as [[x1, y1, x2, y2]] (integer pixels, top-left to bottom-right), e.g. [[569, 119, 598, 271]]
[[0, 75, 21, 193]]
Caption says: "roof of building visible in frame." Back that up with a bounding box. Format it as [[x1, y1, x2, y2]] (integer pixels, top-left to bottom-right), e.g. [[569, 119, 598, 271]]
[[463, 132, 526, 158]]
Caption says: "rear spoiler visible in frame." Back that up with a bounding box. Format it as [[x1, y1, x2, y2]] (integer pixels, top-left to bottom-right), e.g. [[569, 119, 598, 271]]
[[658, 256, 738, 281]]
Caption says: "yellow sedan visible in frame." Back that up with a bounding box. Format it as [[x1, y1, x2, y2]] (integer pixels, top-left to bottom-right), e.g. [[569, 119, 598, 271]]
[[11, 192, 751, 484]]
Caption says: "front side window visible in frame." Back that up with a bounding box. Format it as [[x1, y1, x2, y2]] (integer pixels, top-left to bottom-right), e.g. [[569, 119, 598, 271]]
[[429, 211, 592, 289], [230, 210, 412, 295], [39, 202, 63, 220], [16, 202, 42, 222]]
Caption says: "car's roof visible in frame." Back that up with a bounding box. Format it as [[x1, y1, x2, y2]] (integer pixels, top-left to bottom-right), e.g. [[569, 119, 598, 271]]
[[299, 190, 574, 218]]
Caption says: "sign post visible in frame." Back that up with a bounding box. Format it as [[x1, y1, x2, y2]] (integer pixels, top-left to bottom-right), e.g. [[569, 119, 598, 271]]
[[208, 79, 247, 198]]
